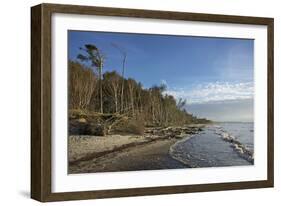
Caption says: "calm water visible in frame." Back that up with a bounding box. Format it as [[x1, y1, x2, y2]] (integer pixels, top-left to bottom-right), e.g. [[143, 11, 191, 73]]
[[169, 123, 254, 168]]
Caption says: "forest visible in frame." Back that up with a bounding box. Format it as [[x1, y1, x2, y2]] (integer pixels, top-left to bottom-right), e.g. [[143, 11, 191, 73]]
[[68, 44, 211, 136]]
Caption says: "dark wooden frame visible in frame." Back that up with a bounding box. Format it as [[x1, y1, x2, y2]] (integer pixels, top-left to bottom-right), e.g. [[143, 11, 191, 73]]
[[31, 3, 274, 202]]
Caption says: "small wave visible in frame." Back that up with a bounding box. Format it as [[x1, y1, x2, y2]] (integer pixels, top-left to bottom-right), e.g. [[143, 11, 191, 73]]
[[169, 135, 196, 167], [215, 128, 254, 164], [169, 125, 254, 167]]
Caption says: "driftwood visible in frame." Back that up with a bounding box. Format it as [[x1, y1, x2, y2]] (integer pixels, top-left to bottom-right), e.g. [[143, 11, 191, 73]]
[[69, 125, 204, 166], [69, 108, 135, 136], [99, 113, 128, 135]]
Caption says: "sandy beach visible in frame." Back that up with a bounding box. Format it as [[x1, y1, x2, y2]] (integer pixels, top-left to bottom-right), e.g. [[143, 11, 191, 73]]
[[69, 138, 188, 173], [68, 125, 203, 173], [68, 123, 254, 173]]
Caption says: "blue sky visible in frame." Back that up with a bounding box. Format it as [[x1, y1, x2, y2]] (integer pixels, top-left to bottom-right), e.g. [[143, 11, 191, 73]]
[[68, 30, 254, 122]]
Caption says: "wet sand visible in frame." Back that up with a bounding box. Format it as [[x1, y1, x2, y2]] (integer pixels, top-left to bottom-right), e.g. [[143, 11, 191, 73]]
[[69, 139, 189, 174], [68, 124, 205, 174]]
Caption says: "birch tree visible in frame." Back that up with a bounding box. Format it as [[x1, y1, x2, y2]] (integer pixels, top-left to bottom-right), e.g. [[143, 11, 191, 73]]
[[68, 61, 97, 110], [77, 44, 105, 113], [103, 71, 121, 113], [111, 43, 127, 113]]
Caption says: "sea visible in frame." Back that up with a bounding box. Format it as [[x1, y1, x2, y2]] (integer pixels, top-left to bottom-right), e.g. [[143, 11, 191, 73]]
[[169, 122, 254, 168]]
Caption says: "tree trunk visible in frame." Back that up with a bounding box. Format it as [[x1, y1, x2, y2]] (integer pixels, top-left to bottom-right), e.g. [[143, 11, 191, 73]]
[[99, 65, 103, 113], [120, 55, 126, 113], [114, 91, 118, 113]]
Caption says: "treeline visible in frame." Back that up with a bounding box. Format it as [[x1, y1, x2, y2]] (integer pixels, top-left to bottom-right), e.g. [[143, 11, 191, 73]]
[[68, 44, 211, 127]]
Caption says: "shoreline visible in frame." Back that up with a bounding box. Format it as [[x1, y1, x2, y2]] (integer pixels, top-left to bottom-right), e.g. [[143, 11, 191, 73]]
[[68, 124, 204, 173], [69, 139, 188, 174]]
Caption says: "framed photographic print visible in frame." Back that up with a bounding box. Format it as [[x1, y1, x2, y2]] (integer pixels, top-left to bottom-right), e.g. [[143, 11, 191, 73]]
[[31, 3, 274, 202]]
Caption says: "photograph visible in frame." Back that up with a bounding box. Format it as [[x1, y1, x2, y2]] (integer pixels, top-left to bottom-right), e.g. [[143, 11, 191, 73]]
[[30, 3, 274, 201], [67, 30, 254, 174]]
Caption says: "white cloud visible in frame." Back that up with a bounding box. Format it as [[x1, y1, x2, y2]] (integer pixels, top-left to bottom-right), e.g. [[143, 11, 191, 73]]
[[160, 79, 168, 86], [165, 81, 254, 104]]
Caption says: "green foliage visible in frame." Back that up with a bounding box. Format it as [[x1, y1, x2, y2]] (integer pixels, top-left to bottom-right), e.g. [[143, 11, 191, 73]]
[[78, 44, 103, 68]]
